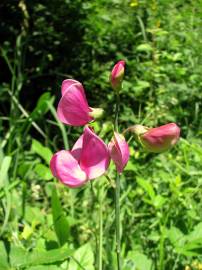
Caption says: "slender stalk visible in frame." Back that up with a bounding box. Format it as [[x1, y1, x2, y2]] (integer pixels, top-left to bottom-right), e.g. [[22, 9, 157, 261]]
[[115, 172, 121, 270], [159, 225, 165, 270], [98, 186, 103, 270], [114, 92, 121, 270], [114, 92, 120, 132]]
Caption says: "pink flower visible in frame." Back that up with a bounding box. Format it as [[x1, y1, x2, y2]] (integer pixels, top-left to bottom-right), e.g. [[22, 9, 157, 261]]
[[110, 60, 125, 90], [57, 79, 93, 126], [50, 126, 110, 188], [108, 132, 129, 173], [139, 123, 180, 153]]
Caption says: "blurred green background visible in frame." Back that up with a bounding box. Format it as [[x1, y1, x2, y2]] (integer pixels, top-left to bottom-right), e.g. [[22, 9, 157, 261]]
[[1, 0, 202, 269]]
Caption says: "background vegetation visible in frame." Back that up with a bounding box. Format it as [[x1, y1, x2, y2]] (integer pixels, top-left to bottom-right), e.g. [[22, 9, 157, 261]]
[[0, 0, 202, 269]]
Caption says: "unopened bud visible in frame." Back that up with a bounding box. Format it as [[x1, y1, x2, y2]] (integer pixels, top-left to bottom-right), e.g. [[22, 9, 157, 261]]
[[108, 132, 130, 173], [138, 123, 180, 153], [110, 60, 125, 91]]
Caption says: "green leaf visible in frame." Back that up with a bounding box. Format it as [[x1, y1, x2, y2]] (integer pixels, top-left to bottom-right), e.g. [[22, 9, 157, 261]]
[[166, 226, 185, 248], [0, 241, 9, 269], [10, 245, 72, 268], [10, 246, 28, 268], [124, 251, 153, 270], [25, 206, 45, 225], [31, 139, 52, 165], [153, 195, 167, 209], [68, 243, 94, 270], [136, 43, 153, 52], [28, 266, 60, 270], [187, 222, 202, 242], [51, 186, 70, 246], [31, 92, 54, 119], [0, 156, 11, 188], [28, 247, 72, 266], [21, 224, 34, 240], [134, 80, 150, 90], [34, 164, 53, 181], [167, 223, 202, 256], [181, 222, 202, 256]]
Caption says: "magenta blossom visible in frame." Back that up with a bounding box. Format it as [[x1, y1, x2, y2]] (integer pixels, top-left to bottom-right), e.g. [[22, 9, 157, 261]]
[[57, 79, 97, 126], [50, 126, 110, 188], [139, 123, 180, 153], [108, 132, 129, 173], [110, 60, 125, 90]]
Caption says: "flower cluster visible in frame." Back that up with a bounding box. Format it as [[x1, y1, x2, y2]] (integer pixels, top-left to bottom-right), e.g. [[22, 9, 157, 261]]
[[50, 126, 110, 188], [50, 61, 180, 188]]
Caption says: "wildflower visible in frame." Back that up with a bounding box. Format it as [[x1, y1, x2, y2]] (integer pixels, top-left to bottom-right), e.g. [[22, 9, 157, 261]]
[[50, 126, 110, 188], [108, 132, 129, 173], [110, 60, 125, 91], [57, 79, 102, 126]]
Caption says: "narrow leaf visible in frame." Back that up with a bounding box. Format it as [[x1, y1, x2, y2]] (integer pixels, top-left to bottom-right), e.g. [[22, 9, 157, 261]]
[[51, 186, 70, 246]]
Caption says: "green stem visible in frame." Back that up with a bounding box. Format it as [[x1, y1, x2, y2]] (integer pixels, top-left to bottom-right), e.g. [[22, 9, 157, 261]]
[[114, 93, 120, 132], [159, 224, 165, 270], [114, 92, 121, 270], [115, 172, 121, 270], [98, 186, 103, 270]]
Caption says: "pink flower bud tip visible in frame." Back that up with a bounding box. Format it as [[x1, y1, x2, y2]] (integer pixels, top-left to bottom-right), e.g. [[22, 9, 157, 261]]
[[50, 126, 110, 188], [57, 79, 103, 126], [139, 123, 180, 153], [108, 132, 129, 173], [110, 60, 125, 90]]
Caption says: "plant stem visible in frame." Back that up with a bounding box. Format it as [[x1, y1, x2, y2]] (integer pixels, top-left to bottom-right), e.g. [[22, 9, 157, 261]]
[[115, 172, 121, 270], [98, 186, 103, 270], [114, 92, 121, 270], [114, 92, 120, 132], [159, 224, 165, 270]]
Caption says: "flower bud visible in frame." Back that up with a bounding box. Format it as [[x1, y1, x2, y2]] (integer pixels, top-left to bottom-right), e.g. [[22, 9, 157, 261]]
[[137, 123, 180, 153], [110, 60, 125, 91], [108, 132, 130, 173]]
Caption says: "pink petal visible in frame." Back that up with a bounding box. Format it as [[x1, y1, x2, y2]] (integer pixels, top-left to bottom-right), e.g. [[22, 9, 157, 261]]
[[108, 132, 129, 173], [57, 83, 93, 126], [71, 134, 84, 161], [79, 126, 110, 179], [50, 150, 87, 188], [61, 79, 81, 96]]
